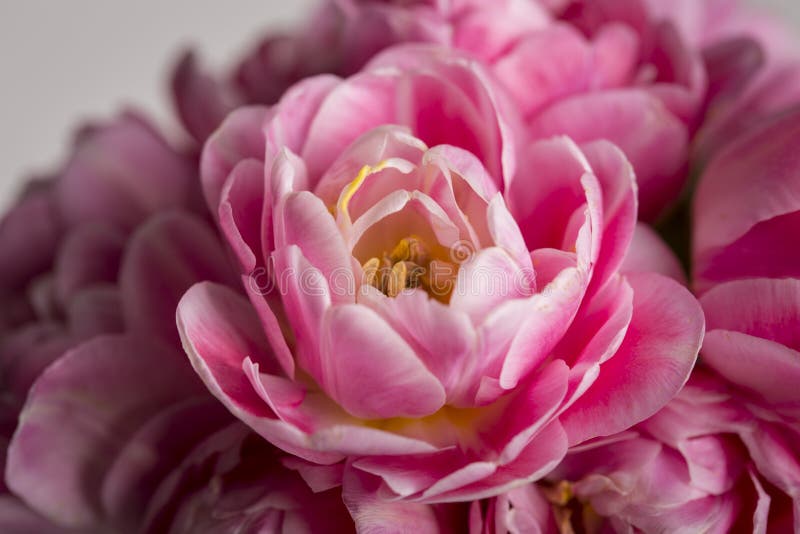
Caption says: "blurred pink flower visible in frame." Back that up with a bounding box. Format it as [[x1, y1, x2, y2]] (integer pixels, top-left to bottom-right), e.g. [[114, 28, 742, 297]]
[[467, 371, 796, 533], [0, 113, 291, 533], [174, 0, 715, 220], [693, 107, 800, 291], [178, 45, 704, 504], [144, 424, 354, 533]]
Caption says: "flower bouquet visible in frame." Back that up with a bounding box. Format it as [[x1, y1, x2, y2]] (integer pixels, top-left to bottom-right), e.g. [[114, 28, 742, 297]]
[[2, 1, 800, 532]]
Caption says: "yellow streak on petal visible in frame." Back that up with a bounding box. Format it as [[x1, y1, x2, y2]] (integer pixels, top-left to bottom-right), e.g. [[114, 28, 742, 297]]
[[337, 160, 390, 225]]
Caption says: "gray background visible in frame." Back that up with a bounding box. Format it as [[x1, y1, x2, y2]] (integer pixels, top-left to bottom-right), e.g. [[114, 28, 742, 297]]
[[0, 0, 798, 208]]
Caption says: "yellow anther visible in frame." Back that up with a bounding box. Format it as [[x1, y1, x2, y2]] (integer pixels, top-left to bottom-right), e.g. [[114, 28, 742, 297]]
[[386, 261, 408, 297], [362, 257, 382, 289], [390, 235, 429, 264]]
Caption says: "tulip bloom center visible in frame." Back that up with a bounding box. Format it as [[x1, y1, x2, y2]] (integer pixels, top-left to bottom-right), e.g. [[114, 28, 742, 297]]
[[361, 235, 460, 300]]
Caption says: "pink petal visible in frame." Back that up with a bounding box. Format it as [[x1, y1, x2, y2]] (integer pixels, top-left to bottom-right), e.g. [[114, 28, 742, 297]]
[[52, 224, 124, 305], [702, 330, 800, 407], [219, 158, 266, 273], [56, 113, 194, 230], [359, 289, 478, 406], [277, 191, 354, 304], [177, 282, 341, 465], [0, 190, 61, 295], [530, 90, 688, 221], [621, 223, 686, 284], [119, 212, 237, 346], [99, 398, 232, 527], [5, 335, 204, 529], [170, 50, 234, 143], [580, 140, 637, 295], [320, 304, 446, 419], [693, 108, 800, 283], [343, 467, 451, 533], [559, 272, 704, 446], [201, 106, 268, 213], [701, 278, 800, 351]]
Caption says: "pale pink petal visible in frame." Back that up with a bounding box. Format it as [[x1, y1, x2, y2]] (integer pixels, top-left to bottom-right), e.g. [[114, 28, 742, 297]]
[[201, 106, 268, 213], [177, 282, 340, 464], [321, 304, 446, 419], [219, 158, 266, 272]]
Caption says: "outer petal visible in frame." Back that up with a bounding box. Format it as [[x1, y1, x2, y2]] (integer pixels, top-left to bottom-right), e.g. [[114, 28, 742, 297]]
[[700, 278, 800, 351], [119, 211, 237, 346], [171, 50, 234, 143], [56, 113, 194, 230], [559, 272, 704, 445], [529, 90, 687, 221], [0, 497, 66, 534], [0, 190, 61, 296], [52, 224, 125, 305], [343, 467, 462, 534], [99, 398, 231, 528], [621, 223, 686, 284], [693, 108, 800, 289], [201, 106, 268, 213], [5, 335, 205, 529], [177, 282, 340, 465]]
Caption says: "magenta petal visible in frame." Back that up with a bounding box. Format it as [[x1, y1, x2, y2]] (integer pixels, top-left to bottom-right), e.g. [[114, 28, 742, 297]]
[[99, 398, 231, 527], [65, 285, 124, 339], [0, 190, 61, 295], [0, 496, 65, 534], [700, 278, 800, 350], [171, 50, 234, 143], [694, 108, 800, 275], [0, 323, 74, 421], [5, 335, 204, 528], [120, 212, 237, 346], [321, 304, 446, 419], [56, 113, 194, 230], [702, 330, 800, 407], [560, 272, 704, 445], [53, 224, 125, 305]]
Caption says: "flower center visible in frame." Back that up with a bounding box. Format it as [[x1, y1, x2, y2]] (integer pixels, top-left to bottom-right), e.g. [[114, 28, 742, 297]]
[[361, 236, 458, 300], [542, 481, 603, 534]]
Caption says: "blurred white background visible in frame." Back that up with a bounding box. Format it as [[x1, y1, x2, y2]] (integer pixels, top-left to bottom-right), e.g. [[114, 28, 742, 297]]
[[0, 0, 798, 208]]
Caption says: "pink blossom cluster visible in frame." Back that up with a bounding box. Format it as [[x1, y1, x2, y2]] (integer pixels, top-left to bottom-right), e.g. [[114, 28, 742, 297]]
[[2, 0, 800, 532]]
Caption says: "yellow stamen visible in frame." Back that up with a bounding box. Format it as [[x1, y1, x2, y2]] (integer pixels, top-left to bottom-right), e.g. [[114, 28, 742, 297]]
[[387, 261, 408, 297], [362, 257, 382, 289]]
